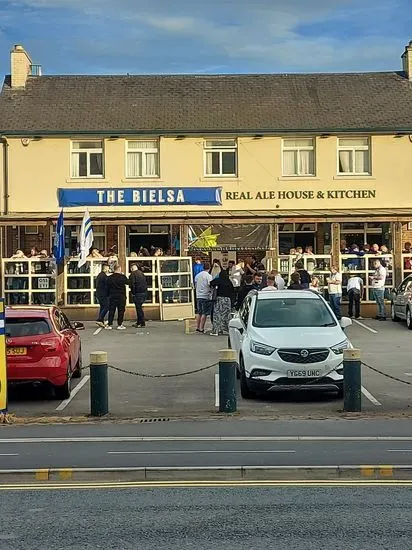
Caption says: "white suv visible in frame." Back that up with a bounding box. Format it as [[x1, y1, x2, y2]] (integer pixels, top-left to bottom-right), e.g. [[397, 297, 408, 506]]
[[228, 290, 352, 399]]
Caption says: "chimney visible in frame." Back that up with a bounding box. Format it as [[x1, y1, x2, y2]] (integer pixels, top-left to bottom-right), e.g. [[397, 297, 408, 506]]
[[10, 44, 32, 88], [402, 41, 412, 81]]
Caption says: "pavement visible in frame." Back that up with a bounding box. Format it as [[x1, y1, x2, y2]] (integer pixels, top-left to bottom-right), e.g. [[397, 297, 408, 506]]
[[0, 484, 411, 549], [5, 316, 412, 419]]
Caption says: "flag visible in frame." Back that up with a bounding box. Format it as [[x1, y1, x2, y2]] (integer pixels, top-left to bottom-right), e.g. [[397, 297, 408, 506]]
[[54, 209, 65, 264], [78, 209, 93, 267]]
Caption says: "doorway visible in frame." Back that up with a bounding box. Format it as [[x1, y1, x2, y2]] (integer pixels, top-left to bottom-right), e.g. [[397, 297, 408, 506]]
[[129, 234, 170, 254]]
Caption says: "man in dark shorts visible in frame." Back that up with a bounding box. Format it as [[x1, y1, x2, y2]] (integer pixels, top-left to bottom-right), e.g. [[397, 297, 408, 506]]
[[194, 262, 212, 333]]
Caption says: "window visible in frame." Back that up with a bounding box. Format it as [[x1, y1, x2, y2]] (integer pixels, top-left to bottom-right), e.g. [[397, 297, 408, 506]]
[[5, 318, 51, 337], [253, 297, 336, 328], [71, 141, 103, 178], [338, 137, 370, 175], [126, 140, 159, 178], [204, 139, 237, 176], [282, 138, 315, 176]]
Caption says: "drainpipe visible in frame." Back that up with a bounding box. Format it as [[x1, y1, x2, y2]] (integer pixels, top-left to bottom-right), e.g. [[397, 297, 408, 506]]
[[0, 137, 9, 215]]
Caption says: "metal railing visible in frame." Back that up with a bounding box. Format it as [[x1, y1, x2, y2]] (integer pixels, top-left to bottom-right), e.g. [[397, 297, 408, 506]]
[[1, 258, 56, 306], [277, 254, 332, 289], [339, 254, 393, 302]]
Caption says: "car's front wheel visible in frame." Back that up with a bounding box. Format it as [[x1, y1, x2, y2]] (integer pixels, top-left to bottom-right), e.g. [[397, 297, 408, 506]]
[[407, 308, 412, 330], [239, 357, 256, 399], [391, 303, 400, 322]]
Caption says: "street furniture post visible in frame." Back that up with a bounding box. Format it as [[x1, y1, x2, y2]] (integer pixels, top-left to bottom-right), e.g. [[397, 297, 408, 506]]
[[343, 348, 362, 412], [218, 349, 237, 413], [90, 351, 109, 416]]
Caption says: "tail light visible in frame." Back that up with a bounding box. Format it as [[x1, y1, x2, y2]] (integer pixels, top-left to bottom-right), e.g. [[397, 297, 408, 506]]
[[40, 338, 62, 353]]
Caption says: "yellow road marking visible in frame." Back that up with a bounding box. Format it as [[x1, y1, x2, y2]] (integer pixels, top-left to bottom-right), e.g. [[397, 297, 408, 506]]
[[1, 479, 412, 491], [35, 469, 49, 481], [58, 469, 73, 481]]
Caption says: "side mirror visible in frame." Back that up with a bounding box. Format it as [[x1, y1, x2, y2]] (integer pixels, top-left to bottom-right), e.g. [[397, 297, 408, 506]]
[[72, 321, 85, 330], [340, 317, 352, 329], [229, 317, 243, 332]]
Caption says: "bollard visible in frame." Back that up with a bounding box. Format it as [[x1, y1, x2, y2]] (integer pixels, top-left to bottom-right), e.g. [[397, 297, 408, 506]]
[[343, 348, 362, 412], [90, 351, 109, 417], [218, 349, 237, 413]]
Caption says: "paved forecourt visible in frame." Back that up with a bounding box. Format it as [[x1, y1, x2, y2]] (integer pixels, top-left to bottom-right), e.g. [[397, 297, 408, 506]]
[[6, 315, 412, 419]]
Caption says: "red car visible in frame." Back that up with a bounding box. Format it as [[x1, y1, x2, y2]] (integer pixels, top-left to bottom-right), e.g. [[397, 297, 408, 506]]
[[5, 306, 84, 399]]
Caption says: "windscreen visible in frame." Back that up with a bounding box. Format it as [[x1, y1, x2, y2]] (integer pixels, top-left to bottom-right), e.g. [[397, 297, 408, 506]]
[[253, 298, 336, 328], [5, 318, 51, 337]]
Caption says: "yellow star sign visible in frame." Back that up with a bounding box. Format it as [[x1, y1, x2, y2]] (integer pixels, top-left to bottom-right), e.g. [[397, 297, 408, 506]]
[[191, 226, 220, 248]]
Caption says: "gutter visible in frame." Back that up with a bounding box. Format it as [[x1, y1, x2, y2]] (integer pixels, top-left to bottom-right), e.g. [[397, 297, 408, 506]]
[[0, 136, 9, 215], [1, 127, 412, 137]]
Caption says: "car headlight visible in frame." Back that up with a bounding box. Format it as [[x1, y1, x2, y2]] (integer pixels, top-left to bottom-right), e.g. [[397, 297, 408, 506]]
[[250, 340, 276, 356], [331, 340, 350, 355]]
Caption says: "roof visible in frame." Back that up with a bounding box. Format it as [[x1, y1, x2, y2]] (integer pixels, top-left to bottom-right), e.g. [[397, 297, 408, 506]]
[[5, 306, 54, 317], [1, 71, 412, 134]]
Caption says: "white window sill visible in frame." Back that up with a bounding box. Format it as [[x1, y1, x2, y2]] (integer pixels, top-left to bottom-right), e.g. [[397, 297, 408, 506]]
[[277, 176, 320, 181], [66, 178, 108, 183], [200, 177, 241, 182], [333, 175, 375, 180], [121, 178, 163, 183]]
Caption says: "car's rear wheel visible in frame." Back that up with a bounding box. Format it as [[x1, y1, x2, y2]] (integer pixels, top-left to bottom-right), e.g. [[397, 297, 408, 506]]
[[54, 376, 71, 400], [72, 351, 82, 379], [391, 303, 400, 322], [239, 357, 255, 399], [407, 308, 412, 330]]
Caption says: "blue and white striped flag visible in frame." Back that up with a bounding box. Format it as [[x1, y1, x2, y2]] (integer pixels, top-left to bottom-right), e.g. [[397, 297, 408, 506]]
[[78, 208, 93, 267]]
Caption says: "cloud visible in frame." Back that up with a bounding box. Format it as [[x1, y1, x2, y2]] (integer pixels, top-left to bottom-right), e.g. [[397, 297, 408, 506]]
[[0, 0, 410, 74]]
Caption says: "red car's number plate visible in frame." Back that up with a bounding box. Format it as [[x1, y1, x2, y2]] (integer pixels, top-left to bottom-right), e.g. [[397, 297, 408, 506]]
[[6, 347, 27, 356]]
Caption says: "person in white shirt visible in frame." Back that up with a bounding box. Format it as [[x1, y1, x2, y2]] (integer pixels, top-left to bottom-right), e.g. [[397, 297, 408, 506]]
[[346, 273, 364, 319], [269, 270, 285, 290], [194, 262, 213, 333], [261, 274, 277, 291], [370, 259, 387, 320], [326, 265, 342, 320]]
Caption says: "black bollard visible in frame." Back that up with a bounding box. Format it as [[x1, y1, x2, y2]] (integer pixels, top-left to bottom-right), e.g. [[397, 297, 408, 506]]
[[90, 351, 109, 416], [218, 349, 237, 413], [343, 348, 362, 412]]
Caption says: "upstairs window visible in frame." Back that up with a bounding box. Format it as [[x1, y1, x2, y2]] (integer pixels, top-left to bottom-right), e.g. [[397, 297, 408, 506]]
[[338, 137, 370, 175], [282, 138, 315, 176], [126, 140, 159, 178], [204, 139, 237, 176], [71, 141, 103, 178]]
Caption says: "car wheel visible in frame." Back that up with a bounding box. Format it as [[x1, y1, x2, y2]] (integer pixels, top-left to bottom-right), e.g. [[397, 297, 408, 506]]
[[72, 352, 82, 379], [239, 357, 255, 399], [407, 308, 412, 330], [391, 303, 400, 322], [54, 376, 71, 400]]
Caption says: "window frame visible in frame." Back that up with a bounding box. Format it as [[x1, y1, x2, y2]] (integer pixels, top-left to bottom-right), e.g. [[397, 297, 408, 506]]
[[337, 137, 371, 176], [125, 139, 160, 179], [70, 140, 104, 179], [281, 137, 316, 177], [203, 139, 237, 177]]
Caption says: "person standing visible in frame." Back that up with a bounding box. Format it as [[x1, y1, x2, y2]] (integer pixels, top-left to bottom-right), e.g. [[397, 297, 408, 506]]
[[106, 265, 129, 330], [288, 272, 305, 290], [227, 260, 244, 308], [326, 265, 342, 320], [346, 272, 364, 319], [210, 270, 234, 336], [370, 259, 387, 320], [270, 270, 286, 290], [195, 262, 212, 333], [295, 260, 311, 289], [251, 272, 264, 291], [261, 274, 277, 292], [95, 262, 110, 327], [236, 274, 255, 309], [129, 263, 148, 328]]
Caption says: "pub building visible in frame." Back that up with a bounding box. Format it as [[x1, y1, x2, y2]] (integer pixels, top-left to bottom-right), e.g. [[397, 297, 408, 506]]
[[1, 43, 412, 319]]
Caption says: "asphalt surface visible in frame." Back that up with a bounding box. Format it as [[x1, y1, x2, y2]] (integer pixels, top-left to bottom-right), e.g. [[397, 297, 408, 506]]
[[0, 486, 411, 549], [6, 317, 412, 418], [1, 419, 412, 469]]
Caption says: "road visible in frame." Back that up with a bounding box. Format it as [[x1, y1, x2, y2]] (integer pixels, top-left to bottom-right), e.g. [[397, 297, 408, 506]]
[[0, 484, 411, 549], [2, 419, 412, 469]]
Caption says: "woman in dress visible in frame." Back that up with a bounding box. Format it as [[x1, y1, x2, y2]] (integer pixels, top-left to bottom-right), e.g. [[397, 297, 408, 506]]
[[209, 270, 234, 336]]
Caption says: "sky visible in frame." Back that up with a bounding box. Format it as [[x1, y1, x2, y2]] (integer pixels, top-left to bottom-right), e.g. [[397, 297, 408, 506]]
[[0, 0, 411, 76]]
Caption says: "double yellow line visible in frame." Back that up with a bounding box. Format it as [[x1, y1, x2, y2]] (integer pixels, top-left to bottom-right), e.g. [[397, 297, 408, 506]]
[[1, 479, 412, 491]]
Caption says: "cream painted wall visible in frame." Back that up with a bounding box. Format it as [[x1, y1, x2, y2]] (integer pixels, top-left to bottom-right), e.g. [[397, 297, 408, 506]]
[[5, 134, 412, 214]]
